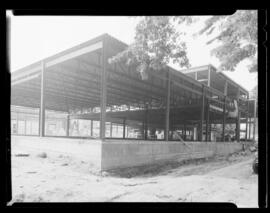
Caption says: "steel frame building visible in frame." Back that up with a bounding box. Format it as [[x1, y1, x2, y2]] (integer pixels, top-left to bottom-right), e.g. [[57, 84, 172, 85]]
[[11, 34, 256, 142]]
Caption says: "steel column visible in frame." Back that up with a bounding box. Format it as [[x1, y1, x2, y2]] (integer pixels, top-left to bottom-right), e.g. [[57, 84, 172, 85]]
[[236, 88, 240, 142], [144, 106, 148, 140], [90, 120, 93, 137], [207, 66, 211, 87], [222, 97, 226, 142], [110, 122, 113, 138], [253, 99, 257, 141], [165, 70, 171, 141], [39, 60, 46, 137], [123, 118, 126, 139], [66, 114, 70, 136], [209, 123, 212, 142], [199, 85, 205, 141], [16, 112, 19, 135], [206, 99, 209, 142], [245, 95, 249, 142], [100, 38, 107, 140], [184, 124, 187, 141]]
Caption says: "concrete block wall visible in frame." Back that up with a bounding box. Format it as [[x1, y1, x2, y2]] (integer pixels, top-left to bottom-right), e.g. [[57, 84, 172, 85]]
[[101, 140, 245, 171]]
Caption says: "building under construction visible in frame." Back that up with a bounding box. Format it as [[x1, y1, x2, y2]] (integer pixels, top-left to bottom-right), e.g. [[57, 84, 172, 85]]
[[11, 34, 257, 170]]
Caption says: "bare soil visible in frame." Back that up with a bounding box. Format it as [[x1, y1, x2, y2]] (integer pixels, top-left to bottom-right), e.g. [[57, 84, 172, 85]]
[[10, 139, 258, 207]]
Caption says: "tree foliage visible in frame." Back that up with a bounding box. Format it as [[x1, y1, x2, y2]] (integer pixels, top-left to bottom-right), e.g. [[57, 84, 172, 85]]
[[109, 16, 191, 79], [198, 10, 258, 72]]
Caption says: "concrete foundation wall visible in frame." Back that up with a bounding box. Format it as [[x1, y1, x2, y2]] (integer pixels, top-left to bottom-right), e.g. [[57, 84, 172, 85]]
[[12, 136, 248, 172], [101, 140, 245, 171]]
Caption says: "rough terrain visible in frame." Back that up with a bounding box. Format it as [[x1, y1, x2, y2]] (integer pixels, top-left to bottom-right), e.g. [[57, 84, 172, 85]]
[[11, 139, 258, 207]]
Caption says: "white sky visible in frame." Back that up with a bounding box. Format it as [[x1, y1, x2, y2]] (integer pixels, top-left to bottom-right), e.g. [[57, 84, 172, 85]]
[[8, 12, 257, 91]]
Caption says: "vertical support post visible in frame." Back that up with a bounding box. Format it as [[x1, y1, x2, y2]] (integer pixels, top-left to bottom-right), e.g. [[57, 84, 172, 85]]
[[224, 80, 228, 96], [222, 97, 226, 142], [248, 117, 251, 140], [206, 99, 209, 142], [222, 80, 228, 142], [100, 37, 107, 140], [123, 118, 126, 139], [253, 99, 256, 141], [16, 112, 19, 135], [110, 122, 113, 138], [90, 120, 93, 137], [199, 85, 205, 141], [24, 120, 26, 135], [39, 60, 46, 137], [141, 121, 144, 139], [144, 108, 148, 140], [30, 120, 32, 135], [245, 94, 249, 142], [236, 88, 240, 142], [207, 65, 211, 87], [126, 125, 129, 138], [66, 114, 70, 137], [165, 70, 171, 141], [209, 122, 212, 142], [184, 123, 187, 141]]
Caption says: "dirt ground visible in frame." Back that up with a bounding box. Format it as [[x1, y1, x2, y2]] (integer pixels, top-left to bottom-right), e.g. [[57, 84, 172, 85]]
[[10, 140, 258, 207]]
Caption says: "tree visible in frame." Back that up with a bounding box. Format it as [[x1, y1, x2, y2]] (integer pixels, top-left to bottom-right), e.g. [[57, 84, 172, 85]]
[[109, 16, 191, 80], [197, 10, 258, 72]]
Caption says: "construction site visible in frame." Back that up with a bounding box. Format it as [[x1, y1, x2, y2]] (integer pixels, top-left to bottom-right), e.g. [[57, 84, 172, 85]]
[[10, 33, 259, 206], [11, 33, 257, 171]]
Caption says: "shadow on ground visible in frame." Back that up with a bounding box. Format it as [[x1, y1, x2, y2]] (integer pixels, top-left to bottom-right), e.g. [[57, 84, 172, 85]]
[[103, 149, 253, 178]]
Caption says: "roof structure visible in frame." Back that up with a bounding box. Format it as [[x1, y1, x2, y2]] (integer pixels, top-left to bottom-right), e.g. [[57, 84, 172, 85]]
[[11, 33, 253, 141]]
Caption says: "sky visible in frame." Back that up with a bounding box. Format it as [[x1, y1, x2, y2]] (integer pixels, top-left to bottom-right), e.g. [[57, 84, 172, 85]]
[[8, 12, 257, 91]]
